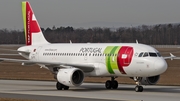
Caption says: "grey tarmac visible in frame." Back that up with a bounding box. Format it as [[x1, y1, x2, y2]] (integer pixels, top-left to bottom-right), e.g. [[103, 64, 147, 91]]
[[0, 80, 179, 101]]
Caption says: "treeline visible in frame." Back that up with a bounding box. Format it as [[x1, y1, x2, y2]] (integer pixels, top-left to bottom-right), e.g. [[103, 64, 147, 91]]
[[0, 23, 180, 45]]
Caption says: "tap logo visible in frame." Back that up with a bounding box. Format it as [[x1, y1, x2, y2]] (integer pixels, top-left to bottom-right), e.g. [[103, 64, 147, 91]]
[[104, 46, 134, 74]]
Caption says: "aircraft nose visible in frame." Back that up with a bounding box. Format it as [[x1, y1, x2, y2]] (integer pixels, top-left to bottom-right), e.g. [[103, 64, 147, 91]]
[[154, 59, 167, 74]]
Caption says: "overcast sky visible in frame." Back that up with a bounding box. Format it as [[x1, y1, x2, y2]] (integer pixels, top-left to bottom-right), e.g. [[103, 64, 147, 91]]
[[0, 0, 180, 30]]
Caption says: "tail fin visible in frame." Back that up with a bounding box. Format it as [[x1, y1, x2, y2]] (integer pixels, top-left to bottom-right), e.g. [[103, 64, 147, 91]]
[[22, 1, 49, 45]]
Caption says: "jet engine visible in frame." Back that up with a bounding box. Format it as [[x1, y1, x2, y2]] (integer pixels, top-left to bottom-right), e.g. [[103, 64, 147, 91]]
[[140, 75, 160, 85], [57, 68, 84, 87]]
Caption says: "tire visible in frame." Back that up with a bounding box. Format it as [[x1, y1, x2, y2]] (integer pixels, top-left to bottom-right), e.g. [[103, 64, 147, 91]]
[[105, 80, 112, 89], [111, 80, 118, 89], [56, 82, 63, 90], [135, 86, 143, 92], [139, 86, 143, 92], [64, 86, 69, 90]]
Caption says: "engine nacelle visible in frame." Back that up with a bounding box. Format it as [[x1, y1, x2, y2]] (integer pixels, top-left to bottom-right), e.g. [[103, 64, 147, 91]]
[[140, 75, 160, 85], [57, 68, 84, 87]]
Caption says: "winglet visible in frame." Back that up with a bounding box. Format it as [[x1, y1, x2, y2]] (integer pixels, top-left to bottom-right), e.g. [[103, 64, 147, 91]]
[[170, 53, 176, 60]]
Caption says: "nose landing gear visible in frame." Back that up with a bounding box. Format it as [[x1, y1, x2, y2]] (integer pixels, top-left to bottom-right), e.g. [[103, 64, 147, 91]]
[[134, 77, 143, 92]]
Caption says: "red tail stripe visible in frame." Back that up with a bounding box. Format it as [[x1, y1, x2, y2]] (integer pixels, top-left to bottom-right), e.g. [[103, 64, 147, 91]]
[[26, 2, 32, 45], [25, 2, 41, 45]]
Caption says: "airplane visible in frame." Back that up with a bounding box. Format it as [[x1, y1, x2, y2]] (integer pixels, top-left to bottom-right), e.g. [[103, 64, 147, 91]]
[[0, 1, 173, 92]]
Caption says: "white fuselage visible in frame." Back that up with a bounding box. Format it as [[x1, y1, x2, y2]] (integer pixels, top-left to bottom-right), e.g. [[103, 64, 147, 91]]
[[18, 43, 167, 77]]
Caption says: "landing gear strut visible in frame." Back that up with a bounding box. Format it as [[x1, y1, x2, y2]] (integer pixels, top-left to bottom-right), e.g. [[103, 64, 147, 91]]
[[133, 77, 143, 92], [105, 77, 118, 89], [56, 82, 69, 90]]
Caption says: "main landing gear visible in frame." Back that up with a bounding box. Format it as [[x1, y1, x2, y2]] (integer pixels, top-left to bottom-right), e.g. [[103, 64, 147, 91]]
[[105, 77, 118, 89], [133, 77, 143, 92], [105, 77, 144, 92], [56, 82, 69, 90]]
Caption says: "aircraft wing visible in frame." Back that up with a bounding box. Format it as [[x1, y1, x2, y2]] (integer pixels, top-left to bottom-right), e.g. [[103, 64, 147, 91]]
[[0, 58, 95, 72], [0, 54, 19, 56], [163, 53, 176, 60]]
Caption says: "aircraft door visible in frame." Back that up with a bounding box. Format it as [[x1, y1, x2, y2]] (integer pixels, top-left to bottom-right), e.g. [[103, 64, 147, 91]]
[[123, 47, 133, 65], [29, 46, 42, 61], [84, 53, 88, 61]]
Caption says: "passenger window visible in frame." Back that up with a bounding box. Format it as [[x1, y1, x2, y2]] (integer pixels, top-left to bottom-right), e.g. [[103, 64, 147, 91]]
[[138, 52, 144, 57], [143, 52, 149, 57]]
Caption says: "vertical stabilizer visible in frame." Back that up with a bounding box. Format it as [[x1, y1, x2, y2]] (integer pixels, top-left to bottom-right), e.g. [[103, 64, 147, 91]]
[[22, 1, 49, 45]]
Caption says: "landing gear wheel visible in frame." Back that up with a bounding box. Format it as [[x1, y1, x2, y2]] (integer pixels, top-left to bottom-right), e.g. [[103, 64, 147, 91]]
[[105, 80, 112, 89], [105, 77, 119, 89], [111, 80, 118, 89], [139, 86, 143, 92], [64, 86, 69, 90], [135, 86, 143, 92], [56, 82, 63, 90], [56, 82, 70, 90]]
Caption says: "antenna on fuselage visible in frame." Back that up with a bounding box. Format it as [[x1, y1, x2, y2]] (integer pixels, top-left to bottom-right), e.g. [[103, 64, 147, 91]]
[[136, 40, 139, 44], [70, 40, 72, 44]]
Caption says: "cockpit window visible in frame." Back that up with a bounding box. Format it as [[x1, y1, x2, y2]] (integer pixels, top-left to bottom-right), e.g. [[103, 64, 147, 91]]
[[138, 52, 161, 57], [138, 52, 144, 57], [143, 52, 149, 57], [149, 52, 157, 57], [157, 52, 161, 57]]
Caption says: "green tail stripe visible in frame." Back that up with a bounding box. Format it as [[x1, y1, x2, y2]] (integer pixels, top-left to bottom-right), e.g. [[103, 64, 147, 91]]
[[22, 2, 27, 43]]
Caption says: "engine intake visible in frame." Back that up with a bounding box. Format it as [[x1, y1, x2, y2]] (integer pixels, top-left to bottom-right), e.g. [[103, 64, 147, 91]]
[[140, 75, 160, 85], [57, 68, 84, 87]]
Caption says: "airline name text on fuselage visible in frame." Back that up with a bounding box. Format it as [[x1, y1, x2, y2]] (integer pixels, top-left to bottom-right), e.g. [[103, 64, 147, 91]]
[[79, 48, 102, 53]]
